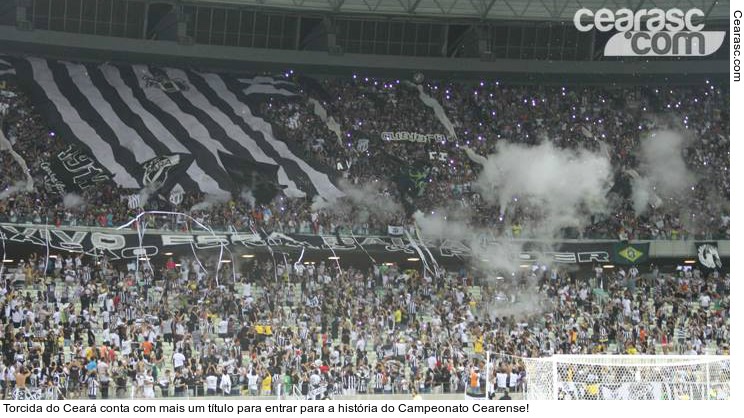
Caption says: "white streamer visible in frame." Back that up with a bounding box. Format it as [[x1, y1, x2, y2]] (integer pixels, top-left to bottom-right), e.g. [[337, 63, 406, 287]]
[[119, 210, 226, 286], [350, 230, 376, 265], [404, 230, 435, 277], [415, 225, 441, 277]]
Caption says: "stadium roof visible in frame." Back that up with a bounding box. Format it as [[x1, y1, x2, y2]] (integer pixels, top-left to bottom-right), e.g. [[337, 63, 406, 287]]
[[188, 0, 729, 21]]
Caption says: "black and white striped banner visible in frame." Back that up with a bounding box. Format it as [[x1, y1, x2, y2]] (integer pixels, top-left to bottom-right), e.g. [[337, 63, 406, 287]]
[[12, 57, 342, 201]]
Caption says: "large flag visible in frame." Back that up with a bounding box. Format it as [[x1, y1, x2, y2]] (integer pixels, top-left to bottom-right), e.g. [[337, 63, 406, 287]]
[[10, 57, 343, 200]]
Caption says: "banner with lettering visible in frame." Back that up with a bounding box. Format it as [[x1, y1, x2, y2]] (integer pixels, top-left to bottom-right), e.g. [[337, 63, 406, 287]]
[[40, 145, 113, 195], [1, 223, 631, 265], [381, 131, 448, 144]]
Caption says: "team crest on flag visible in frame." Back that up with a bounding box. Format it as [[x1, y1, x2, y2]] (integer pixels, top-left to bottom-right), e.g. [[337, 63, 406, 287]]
[[143, 74, 189, 93], [696, 242, 722, 270], [140, 153, 194, 192]]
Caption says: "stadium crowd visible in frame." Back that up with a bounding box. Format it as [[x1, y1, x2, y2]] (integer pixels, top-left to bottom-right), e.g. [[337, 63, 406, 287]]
[[1, 72, 731, 240], [0, 67, 731, 399], [0, 248, 731, 399]]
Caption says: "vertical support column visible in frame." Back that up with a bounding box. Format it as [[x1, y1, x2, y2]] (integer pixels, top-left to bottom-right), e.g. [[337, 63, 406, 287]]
[[177, 5, 193, 45], [324, 16, 342, 55], [441, 24, 448, 57], [16, 0, 32, 30], [294, 16, 301, 50], [589, 29, 596, 60], [477, 24, 491, 60], [142, 1, 149, 39]]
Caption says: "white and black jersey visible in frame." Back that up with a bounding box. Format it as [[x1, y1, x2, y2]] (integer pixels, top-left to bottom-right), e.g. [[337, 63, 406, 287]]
[[87, 378, 99, 398], [343, 374, 357, 390], [357, 374, 368, 393], [598, 326, 608, 342], [374, 372, 384, 391], [298, 327, 309, 340], [407, 300, 417, 315], [81, 269, 92, 283]]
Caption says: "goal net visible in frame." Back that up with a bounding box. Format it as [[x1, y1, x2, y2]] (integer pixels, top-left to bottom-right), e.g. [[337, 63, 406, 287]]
[[522, 355, 730, 400]]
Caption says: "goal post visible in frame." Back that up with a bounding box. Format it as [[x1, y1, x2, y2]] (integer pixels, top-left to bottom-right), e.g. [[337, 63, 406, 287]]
[[522, 355, 730, 400]]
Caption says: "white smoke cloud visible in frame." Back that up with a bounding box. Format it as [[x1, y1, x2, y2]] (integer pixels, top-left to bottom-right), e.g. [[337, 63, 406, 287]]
[[0, 181, 31, 200], [133, 185, 160, 209], [311, 179, 404, 224], [414, 210, 556, 320], [62, 193, 86, 209], [239, 189, 256, 208], [472, 141, 613, 236], [413, 210, 524, 273], [632, 130, 696, 214], [190, 193, 230, 212], [418, 140, 615, 320]]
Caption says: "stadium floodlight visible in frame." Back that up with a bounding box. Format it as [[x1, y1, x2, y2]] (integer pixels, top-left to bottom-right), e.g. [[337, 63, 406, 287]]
[[684, 259, 697, 264], [241, 254, 255, 258], [603, 264, 615, 269], [407, 257, 420, 261], [328, 256, 340, 260]]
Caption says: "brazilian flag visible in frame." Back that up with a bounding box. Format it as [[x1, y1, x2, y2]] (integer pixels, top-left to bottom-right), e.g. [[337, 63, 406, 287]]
[[613, 242, 650, 265]]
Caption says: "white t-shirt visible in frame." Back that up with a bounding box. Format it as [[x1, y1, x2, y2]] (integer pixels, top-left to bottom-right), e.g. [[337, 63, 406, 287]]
[[220, 374, 231, 393], [206, 375, 218, 390], [496, 373, 508, 388], [247, 374, 258, 389], [173, 352, 186, 368]]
